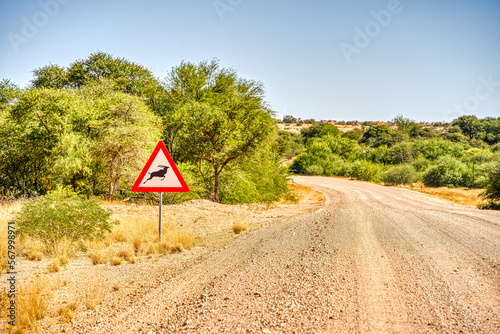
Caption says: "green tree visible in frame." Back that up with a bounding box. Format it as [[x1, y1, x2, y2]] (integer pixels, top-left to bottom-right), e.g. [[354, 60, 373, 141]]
[[31, 64, 69, 89], [0, 88, 83, 197], [392, 114, 416, 133], [160, 60, 275, 202], [359, 124, 392, 147], [319, 123, 340, 137], [452, 115, 484, 140], [412, 138, 465, 161], [87, 89, 161, 200], [53, 52, 162, 100], [282, 115, 297, 124]]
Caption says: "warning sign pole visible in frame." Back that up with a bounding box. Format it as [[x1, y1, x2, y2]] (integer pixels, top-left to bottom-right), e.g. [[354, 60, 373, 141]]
[[131, 141, 189, 241], [159, 192, 163, 241]]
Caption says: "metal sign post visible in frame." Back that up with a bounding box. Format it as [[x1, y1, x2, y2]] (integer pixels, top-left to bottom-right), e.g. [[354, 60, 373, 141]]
[[159, 192, 163, 241]]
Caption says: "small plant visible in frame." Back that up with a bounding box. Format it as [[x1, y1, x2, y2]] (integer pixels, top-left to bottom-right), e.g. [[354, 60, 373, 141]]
[[84, 277, 104, 310], [48, 255, 69, 272], [89, 248, 107, 265], [58, 302, 77, 323], [14, 188, 117, 255], [232, 222, 248, 234], [112, 284, 120, 291], [110, 256, 123, 266], [116, 246, 135, 262]]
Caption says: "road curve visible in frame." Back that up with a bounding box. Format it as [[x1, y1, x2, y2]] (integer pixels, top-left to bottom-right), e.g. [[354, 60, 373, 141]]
[[88, 176, 500, 333]]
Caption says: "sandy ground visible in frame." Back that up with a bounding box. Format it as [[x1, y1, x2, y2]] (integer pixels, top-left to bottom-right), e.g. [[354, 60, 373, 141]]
[[34, 176, 500, 333], [0, 187, 323, 333]]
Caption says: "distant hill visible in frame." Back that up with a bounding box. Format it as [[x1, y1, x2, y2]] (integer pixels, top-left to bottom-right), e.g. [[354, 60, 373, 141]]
[[277, 121, 448, 135]]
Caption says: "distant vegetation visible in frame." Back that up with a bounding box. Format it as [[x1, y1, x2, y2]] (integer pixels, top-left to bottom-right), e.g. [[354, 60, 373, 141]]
[[0, 53, 289, 204], [281, 114, 500, 209], [1, 53, 499, 209]]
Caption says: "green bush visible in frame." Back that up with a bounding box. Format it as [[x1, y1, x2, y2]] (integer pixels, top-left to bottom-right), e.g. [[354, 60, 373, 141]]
[[382, 165, 418, 185], [289, 153, 318, 174], [411, 156, 430, 172], [307, 139, 332, 159], [491, 143, 500, 153], [348, 160, 381, 182], [412, 138, 465, 161], [387, 142, 413, 164], [422, 156, 471, 187], [306, 165, 324, 176], [15, 189, 116, 255], [479, 158, 500, 209]]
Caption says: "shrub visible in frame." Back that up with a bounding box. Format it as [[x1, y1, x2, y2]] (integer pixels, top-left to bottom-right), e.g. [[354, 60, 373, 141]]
[[422, 156, 471, 187], [232, 222, 248, 234], [382, 165, 418, 185], [348, 161, 381, 182], [412, 156, 430, 172], [479, 158, 500, 209], [307, 139, 332, 159], [306, 165, 324, 176], [289, 153, 318, 174], [491, 143, 500, 153], [387, 142, 413, 164], [14, 188, 116, 255], [321, 158, 345, 176], [411, 138, 465, 161]]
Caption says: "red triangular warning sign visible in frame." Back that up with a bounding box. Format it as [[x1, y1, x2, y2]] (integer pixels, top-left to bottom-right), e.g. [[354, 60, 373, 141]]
[[131, 141, 189, 192]]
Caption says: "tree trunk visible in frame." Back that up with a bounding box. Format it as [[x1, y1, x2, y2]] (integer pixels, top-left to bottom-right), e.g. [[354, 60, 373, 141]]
[[213, 170, 220, 203], [107, 156, 116, 201]]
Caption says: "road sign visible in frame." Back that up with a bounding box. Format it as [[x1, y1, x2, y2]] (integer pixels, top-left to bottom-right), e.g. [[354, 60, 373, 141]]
[[131, 141, 189, 193]]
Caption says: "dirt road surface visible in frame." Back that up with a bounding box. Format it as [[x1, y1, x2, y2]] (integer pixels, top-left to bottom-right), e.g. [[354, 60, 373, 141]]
[[76, 176, 500, 333]]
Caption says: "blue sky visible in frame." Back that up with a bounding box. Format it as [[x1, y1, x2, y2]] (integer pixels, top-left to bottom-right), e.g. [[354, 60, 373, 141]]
[[1, 0, 499, 122]]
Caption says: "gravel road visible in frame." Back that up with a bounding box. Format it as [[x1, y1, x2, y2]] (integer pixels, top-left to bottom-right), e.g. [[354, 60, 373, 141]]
[[83, 176, 500, 333]]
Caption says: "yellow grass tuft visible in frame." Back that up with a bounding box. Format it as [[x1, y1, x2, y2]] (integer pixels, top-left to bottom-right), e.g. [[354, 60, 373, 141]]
[[110, 256, 123, 266], [116, 245, 135, 262], [83, 276, 104, 310], [283, 183, 325, 204], [48, 255, 69, 272], [8, 277, 49, 334], [57, 302, 77, 323], [232, 222, 248, 234]]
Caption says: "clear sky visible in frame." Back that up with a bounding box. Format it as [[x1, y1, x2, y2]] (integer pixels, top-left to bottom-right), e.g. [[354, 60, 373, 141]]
[[1, 0, 499, 122]]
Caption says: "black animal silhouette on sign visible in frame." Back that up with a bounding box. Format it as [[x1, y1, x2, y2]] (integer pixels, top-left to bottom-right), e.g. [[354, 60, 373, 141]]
[[143, 165, 170, 184]]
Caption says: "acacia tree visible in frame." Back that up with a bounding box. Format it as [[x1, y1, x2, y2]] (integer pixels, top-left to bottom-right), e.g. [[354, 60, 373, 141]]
[[84, 87, 161, 200], [160, 60, 275, 202]]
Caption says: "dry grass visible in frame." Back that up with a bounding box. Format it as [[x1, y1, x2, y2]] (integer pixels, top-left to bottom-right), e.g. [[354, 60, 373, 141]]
[[57, 302, 77, 323], [93, 216, 197, 258], [83, 276, 104, 310], [0, 227, 7, 273], [7, 277, 50, 334], [232, 222, 248, 234], [48, 255, 69, 272], [285, 183, 325, 204], [397, 182, 483, 207]]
